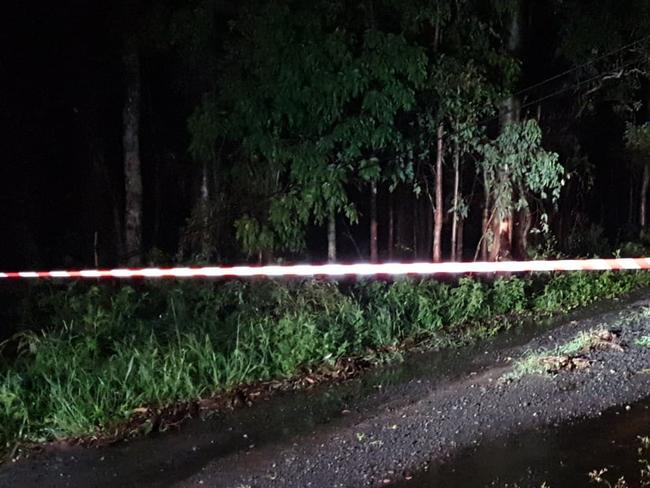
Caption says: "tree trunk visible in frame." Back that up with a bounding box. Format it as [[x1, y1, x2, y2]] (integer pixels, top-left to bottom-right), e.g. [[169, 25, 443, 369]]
[[629, 170, 635, 226], [387, 191, 394, 260], [328, 211, 336, 262], [489, 207, 512, 262], [450, 141, 460, 261], [480, 178, 489, 261], [370, 181, 378, 262], [200, 159, 211, 258], [641, 164, 649, 234], [123, 36, 143, 266], [490, 0, 521, 262], [456, 214, 464, 261], [433, 123, 444, 262], [514, 184, 531, 259]]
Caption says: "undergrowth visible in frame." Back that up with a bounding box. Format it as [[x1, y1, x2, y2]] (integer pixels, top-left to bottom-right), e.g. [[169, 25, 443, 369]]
[[1, 270, 650, 454]]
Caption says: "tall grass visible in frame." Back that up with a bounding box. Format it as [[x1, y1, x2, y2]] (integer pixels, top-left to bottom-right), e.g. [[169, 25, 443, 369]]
[[1, 270, 649, 452]]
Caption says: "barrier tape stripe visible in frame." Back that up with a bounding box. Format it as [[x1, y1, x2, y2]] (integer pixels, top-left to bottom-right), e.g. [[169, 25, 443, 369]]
[[1, 258, 650, 279]]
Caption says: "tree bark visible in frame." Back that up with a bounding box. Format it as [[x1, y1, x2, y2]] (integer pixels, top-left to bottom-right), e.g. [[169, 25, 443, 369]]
[[480, 178, 489, 261], [450, 140, 460, 261], [370, 181, 378, 262], [327, 211, 336, 262], [641, 164, 649, 234], [123, 36, 143, 266], [200, 159, 211, 258], [433, 123, 444, 262], [514, 184, 531, 259], [629, 170, 635, 226], [489, 206, 512, 261], [456, 213, 464, 261]]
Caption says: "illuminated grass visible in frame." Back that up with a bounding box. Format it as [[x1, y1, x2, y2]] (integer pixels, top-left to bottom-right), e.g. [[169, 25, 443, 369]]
[[505, 330, 609, 380], [636, 336, 650, 347]]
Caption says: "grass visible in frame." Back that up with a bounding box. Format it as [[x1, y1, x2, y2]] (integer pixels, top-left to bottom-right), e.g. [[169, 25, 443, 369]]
[[1, 269, 650, 455], [636, 336, 650, 347], [505, 329, 604, 380]]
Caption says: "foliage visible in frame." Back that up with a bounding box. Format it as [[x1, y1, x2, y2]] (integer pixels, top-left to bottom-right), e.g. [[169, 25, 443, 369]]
[[533, 270, 650, 313], [185, 0, 518, 257], [625, 123, 650, 168], [190, 0, 431, 255], [636, 336, 650, 347], [479, 119, 565, 220], [625, 123, 650, 154]]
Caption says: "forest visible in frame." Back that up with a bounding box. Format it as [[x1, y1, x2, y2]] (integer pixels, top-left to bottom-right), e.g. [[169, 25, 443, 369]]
[[5, 0, 650, 471], [4, 0, 650, 270]]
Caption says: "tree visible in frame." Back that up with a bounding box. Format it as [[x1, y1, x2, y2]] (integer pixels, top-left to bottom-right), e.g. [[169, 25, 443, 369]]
[[478, 119, 564, 259], [188, 0, 523, 264], [191, 0, 427, 260], [625, 123, 650, 235], [122, 34, 143, 265], [492, 0, 523, 261], [398, 0, 515, 262]]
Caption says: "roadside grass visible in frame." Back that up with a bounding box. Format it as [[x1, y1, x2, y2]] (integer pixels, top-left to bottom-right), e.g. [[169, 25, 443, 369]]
[[636, 336, 650, 347], [1, 269, 650, 455], [504, 329, 605, 380]]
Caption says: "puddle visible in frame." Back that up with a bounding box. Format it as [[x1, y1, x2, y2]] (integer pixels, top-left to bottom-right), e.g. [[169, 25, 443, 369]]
[[396, 397, 650, 488]]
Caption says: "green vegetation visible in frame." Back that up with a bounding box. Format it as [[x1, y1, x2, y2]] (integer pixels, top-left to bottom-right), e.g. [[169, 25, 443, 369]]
[[505, 329, 604, 380], [1, 270, 650, 455], [636, 336, 650, 347]]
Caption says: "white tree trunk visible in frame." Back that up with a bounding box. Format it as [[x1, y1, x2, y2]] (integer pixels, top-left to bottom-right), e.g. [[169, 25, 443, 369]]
[[327, 212, 336, 262], [450, 141, 460, 261], [433, 123, 444, 262], [123, 36, 142, 265]]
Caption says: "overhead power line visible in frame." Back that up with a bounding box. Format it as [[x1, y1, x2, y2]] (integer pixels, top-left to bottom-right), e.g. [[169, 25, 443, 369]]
[[474, 55, 647, 129], [513, 33, 650, 98]]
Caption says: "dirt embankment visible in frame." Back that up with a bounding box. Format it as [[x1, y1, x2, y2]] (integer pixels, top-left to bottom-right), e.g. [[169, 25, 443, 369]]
[[3, 294, 650, 488]]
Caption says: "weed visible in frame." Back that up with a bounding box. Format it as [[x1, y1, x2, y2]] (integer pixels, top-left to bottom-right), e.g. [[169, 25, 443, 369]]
[[505, 329, 610, 380]]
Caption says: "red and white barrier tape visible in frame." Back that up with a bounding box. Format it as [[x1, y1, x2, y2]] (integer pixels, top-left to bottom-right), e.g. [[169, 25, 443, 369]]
[[1, 258, 650, 279]]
